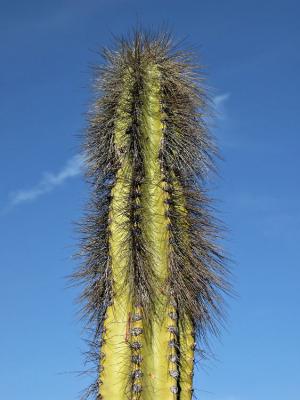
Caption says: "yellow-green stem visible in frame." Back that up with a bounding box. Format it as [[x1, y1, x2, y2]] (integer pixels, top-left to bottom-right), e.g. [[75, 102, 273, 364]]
[[99, 71, 134, 399], [140, 64, 176, 399], [173, 177, 195, 399], [179, 317, 195, 399], [99, 62, 195, 400]]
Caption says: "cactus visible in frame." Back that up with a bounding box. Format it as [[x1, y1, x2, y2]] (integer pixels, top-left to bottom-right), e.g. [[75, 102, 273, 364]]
[[74, 31, 229, 400]]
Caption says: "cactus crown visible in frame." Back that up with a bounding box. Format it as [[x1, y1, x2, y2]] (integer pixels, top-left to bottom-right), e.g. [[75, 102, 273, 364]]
[[73, 30, 230, 399]]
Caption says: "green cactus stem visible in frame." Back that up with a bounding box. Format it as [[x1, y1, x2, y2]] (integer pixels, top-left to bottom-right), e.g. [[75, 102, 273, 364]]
[[74, 31, 230, 400]]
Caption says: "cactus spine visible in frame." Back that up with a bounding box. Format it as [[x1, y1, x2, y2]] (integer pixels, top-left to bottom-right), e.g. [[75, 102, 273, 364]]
[[75, 31, 229, 400]]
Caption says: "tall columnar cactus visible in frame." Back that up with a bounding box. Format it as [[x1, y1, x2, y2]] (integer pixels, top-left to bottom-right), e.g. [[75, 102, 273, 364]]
[[74, 31, 229, 400]]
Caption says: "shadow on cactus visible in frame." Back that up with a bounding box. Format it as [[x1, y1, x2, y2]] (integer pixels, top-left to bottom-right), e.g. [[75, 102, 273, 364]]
[[72, 29, 231, 400]]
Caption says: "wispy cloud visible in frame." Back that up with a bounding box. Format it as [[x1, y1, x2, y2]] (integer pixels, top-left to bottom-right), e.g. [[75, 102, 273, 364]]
[[8, 154, 84, 208], [213, 93, 230, 118]]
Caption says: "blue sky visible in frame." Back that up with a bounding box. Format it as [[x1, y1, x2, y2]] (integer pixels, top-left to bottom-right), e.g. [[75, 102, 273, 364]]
[[1, 1, 299, 399]]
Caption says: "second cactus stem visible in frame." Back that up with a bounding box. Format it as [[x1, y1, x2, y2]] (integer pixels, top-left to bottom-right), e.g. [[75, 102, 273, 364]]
[[76, 31, 229, 400]]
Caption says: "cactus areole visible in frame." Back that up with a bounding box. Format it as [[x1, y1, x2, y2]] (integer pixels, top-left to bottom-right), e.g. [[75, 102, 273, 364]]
[[74, 31, 229, 400]]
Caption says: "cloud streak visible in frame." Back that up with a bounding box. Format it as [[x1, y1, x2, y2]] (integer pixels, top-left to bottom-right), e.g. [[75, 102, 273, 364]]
[[213, 93, 230, 118], [9, 154, 84, 208], [5, 94, 229, 210]]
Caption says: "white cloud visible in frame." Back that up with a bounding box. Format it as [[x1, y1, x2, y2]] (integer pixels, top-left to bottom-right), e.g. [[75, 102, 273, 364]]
[[9, 154, 84, 207], [213, 93, 230, 118]]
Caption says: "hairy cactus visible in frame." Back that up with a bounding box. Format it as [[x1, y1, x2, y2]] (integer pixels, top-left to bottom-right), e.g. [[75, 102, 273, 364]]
[[74, 31, 229, 400]]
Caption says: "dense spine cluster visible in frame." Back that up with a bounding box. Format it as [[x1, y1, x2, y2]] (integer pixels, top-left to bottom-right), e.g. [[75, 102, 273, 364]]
[[74, 31, 229, 400]]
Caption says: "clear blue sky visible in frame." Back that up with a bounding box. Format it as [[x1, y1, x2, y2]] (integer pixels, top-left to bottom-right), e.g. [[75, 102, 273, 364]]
[[0, 1, 299, 399]]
